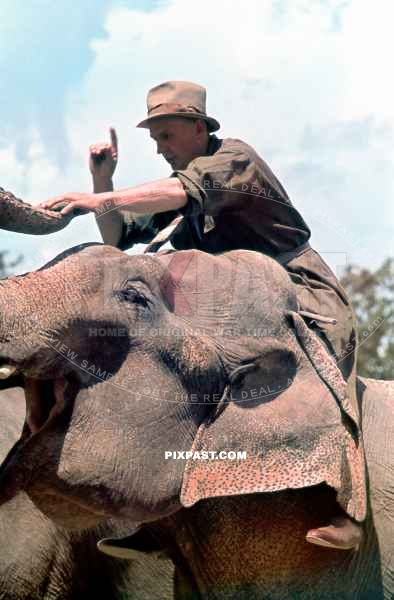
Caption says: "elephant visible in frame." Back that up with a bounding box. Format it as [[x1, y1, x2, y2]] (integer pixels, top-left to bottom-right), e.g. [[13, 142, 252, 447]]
[[0, 386, 174, 600], [0, 239, 392, 600]]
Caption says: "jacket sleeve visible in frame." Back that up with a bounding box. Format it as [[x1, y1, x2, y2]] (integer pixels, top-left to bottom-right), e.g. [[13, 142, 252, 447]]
[[171, 145, 250, 218], [171, 139, 290, 218], [116, 210, 178, 251]]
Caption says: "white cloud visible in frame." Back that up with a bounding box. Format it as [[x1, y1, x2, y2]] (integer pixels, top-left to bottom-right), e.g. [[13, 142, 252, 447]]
[[339, 0, 394, 121], [1, 0, 393, 274], [0, 145, 25, 190]]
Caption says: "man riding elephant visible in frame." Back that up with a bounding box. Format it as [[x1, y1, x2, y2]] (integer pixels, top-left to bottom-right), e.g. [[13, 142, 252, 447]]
[[39, 80, 362, 550]]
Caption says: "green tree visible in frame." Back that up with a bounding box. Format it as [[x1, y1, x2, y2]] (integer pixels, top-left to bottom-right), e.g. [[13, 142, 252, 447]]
[[340, 258, 394, 379]]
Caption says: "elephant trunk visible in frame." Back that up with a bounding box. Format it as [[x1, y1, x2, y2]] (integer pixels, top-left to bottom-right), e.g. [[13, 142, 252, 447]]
[[0, 187, 86, 234], [0, 270, 71, 373]]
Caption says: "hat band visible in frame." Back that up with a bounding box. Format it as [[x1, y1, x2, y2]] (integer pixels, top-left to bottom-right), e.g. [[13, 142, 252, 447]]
[[147, 103, 206, 117]]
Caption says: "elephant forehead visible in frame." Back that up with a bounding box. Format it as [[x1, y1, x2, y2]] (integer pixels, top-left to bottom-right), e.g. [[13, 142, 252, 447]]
[[36, 246, 161, 286], [31, 243, 121, 277], [154, 249, 297, 317]]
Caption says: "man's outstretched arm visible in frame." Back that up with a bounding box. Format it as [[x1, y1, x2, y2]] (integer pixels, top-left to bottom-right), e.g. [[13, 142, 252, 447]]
[[39, 177, 187, 218], [38, 127, 188, 245]]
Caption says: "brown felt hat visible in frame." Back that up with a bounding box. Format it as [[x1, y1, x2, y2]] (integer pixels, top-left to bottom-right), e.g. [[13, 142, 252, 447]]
[[137, 80, 220, 132]]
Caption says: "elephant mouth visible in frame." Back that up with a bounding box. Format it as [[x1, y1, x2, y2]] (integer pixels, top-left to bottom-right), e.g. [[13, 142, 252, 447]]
[[23, 376, 73, 436], [0, 363, 78, 437], [0, 368, 128, 516], [0, 368, 81, 498]]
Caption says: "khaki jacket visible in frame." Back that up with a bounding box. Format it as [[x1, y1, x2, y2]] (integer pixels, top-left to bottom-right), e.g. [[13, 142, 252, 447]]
[[118, 135, 310, 255]]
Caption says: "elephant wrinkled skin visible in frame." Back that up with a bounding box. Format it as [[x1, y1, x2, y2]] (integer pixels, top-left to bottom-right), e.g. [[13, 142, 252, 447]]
[[0, 187, 85, 235], [0, 243, 392, 599]]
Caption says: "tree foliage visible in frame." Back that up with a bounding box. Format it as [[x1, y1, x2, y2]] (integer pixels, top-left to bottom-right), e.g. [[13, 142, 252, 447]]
[[340, 258, 394, 379]]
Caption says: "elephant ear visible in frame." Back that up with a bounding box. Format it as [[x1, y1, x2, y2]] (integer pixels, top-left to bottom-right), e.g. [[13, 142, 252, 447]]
[[181, 317, 367, 522]]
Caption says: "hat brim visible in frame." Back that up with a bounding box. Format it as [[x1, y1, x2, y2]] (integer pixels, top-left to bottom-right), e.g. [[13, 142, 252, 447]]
[[136, 112, 220, 132]]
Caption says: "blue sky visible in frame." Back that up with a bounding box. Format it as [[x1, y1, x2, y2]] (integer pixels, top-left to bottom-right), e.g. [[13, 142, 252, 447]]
[[1, 0, 393, 278], [0, 0, 159, 165]]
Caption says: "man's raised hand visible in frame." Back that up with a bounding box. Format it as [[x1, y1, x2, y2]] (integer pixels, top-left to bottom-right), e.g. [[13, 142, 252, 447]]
[[89, 127, 118, 181]]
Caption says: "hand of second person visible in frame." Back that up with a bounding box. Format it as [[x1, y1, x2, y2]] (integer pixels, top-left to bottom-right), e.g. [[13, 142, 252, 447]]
[[38, 192, 106, 216]]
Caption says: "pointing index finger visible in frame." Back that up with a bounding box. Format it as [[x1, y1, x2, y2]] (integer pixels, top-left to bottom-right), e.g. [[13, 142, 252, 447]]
[[110, 127, 118, 155]]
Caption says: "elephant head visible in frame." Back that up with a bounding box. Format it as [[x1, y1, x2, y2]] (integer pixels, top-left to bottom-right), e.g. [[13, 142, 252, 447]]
[[0, 187, 85, 234], [0, 243, 365, 531]]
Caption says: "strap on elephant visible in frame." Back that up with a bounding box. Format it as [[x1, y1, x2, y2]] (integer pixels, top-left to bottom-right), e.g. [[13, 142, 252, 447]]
[[144, 214, 185, 253], [298, 310, 337, 325]]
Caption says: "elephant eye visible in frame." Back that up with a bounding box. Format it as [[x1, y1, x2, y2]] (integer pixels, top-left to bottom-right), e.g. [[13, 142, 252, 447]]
[[115, 281, 152, 308], [117, 288, 150, 307]]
